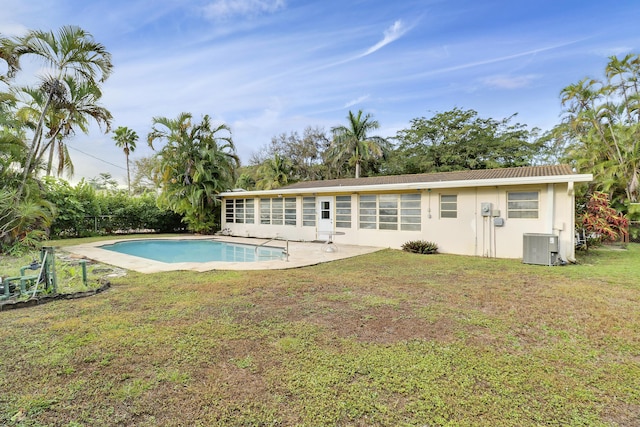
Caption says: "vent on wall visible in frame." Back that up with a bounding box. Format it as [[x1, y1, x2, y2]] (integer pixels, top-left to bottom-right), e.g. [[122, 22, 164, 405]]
[[523, 233, 559, 266]]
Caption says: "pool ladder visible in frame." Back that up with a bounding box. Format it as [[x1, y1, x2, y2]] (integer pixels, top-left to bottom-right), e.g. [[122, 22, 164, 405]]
[[255, 237, 289, 262]]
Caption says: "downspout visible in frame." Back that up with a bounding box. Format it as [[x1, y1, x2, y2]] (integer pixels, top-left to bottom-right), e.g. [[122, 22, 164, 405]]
[[474, 188, 478, 256], [546, 183, 555, 235], [567, 182, 577, 263]]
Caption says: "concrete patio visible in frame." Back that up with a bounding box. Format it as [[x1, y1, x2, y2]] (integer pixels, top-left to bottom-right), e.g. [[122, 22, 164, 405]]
[[63, 236, 383, 273]]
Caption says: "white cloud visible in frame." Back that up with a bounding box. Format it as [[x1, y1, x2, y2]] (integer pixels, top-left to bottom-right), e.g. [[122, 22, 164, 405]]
[[359, 19, 410, 58], [481, 74, 538, 89], [343, 95, 370, 108], [202, 0, 286, 20]]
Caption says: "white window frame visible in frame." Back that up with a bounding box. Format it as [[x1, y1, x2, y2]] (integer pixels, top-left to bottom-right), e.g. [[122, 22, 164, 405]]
[[440, 194, 457, 219], [302, 197, 316, 227], [507, 191, 539, 219], [335, 195, 352, 228], [359, 194, 421, 231]]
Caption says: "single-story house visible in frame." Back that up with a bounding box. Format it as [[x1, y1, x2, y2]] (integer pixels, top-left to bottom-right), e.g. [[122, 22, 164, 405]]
[[219, 165, 592, 262]]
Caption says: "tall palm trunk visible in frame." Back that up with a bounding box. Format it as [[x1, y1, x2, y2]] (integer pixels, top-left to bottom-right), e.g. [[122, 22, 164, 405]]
[[16, 87, 54, 200]]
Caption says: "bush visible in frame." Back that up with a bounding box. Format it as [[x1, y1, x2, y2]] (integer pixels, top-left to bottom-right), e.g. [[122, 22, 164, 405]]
[[42, 178, 184, 237], [579, 191, 629, 244], [401, 240, 438, 254]]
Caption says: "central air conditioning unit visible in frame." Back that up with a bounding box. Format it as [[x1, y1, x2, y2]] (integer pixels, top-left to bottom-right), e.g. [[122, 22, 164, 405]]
[[523, 233, 559, 266]]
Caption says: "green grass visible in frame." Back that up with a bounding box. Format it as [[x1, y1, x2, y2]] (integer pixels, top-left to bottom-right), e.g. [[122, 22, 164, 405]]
[[1, 240, 639, 426]]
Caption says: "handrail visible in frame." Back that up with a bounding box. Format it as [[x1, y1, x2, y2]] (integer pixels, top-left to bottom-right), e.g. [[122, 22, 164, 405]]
[[255, 237, 289, 262]]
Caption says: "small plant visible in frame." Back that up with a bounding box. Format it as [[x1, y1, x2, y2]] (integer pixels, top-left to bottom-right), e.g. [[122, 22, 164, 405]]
[[401, 240, 438, 254]]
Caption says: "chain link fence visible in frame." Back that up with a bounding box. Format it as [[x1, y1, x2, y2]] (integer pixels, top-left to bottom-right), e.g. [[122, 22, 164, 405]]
[[630, 221, 640, 243]]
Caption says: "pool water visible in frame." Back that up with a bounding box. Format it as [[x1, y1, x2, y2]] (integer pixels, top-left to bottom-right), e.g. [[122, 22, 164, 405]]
[[100, 239, 285, 263]]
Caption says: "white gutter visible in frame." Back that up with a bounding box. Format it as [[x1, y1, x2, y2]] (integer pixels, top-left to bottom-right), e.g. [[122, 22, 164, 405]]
[[220, 174, 593, 198]]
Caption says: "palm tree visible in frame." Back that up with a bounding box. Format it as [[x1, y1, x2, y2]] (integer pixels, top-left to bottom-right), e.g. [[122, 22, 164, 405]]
[[113, 126, 139, 193], [255, 154, 291, 190], [561, 54, 640, 203], [328, 110, 387, 178], [12, 25, 112, 199], [14, 76, 112, 177], [0, 33, 21, 82], [148, 113, 239, 233]]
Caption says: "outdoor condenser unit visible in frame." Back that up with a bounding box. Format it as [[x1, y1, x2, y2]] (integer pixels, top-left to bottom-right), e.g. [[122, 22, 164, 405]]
[[523, 233, 559, 266]]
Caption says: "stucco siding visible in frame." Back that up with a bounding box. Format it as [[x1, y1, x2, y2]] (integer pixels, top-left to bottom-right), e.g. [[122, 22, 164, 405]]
[[221, 167, 588, 261]]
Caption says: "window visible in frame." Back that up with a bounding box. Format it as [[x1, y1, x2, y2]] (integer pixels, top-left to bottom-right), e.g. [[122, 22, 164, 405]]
[[440, 195, 457, 218], [284, 197, 296, 226], [508, 191, 539, 218], [401, 194, 421, 231], [302, 197, 316, 227], [236, 198, 244, 223], [245, 199, 255, 224], [320, 201, 330, 219], [225, 199, 255, 224], [359, 194, 421, 231], [259, 198, 294, 225], [225, 199, 234, 223], [260, 199, 271, 224], [335, 196, 352, 228], [379, 194, 398, 230], [359, 195, 377, 229], [272, 198, 283, 225]]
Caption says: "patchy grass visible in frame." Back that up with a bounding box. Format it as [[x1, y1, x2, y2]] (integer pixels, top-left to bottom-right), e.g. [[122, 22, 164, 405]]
[[1, 242, 639, 426]]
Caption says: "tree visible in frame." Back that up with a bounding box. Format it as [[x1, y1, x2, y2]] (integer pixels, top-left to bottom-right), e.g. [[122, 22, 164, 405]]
[[131, 155, 161, 194], [235, 171, 256, 190], [327, 110, 388, 178], [560, 53, 640, 205], [265, 126, 330, 181], [255, 154, 291, 190], [0, 186, 55, 254], [88, 172, 118, 192], [148, 113, 239, 233], [11, 25, 112, 199], [388, 108, 543, 175], [0, 33, 21, 83], [112, 126, 139, 193], [15, 76, 112, 177]]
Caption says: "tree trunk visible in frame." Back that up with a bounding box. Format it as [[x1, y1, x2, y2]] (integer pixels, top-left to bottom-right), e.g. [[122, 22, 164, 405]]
[[126, 154, 131, 194], [16, 89, 54, 200]]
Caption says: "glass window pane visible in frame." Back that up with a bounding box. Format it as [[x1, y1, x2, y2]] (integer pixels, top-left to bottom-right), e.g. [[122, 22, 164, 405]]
[[507, 192, 539, 219], [401, 223, 421, 231]]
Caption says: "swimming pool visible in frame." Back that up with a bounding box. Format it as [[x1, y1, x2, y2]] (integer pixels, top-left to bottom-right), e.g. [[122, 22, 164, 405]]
[[100, 239, 285, 263]]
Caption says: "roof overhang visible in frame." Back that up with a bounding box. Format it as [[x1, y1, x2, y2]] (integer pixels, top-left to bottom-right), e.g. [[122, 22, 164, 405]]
[[220, 173, 593, 198]]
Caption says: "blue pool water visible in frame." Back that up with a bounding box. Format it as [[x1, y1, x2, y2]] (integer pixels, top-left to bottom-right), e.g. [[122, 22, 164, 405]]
[[100, 239, 284, 263]]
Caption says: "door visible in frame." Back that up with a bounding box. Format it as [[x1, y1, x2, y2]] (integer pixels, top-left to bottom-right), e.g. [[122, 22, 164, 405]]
[[317, 196, 333, 239]]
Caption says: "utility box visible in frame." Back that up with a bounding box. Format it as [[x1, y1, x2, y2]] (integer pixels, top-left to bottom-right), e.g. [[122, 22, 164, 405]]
[[523, 233, 559, 266]]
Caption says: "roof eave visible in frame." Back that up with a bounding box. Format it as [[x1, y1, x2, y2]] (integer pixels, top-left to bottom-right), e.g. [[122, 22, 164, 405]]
[[220, 174, 592, 197]]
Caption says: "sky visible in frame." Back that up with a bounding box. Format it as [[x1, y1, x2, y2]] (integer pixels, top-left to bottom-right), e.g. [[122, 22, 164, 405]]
[[2, 0, 640, 185]]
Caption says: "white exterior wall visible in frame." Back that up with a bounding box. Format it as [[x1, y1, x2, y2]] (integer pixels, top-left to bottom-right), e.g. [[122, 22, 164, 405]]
[[221, 182, 578, 261]]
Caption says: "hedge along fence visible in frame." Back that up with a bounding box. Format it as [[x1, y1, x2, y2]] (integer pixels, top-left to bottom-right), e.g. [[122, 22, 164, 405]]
[[49, 198, 185, 238], [42, 179, 184, 238], [81, 211, 185, 236], [630, 221, 640, 243]]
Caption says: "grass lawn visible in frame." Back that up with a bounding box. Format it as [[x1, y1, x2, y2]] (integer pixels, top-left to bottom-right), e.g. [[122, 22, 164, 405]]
[[1, 238, 639, 426]]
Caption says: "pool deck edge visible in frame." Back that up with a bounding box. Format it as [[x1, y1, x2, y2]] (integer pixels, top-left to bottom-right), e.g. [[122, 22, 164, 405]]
[[63, 236, 383, 273]]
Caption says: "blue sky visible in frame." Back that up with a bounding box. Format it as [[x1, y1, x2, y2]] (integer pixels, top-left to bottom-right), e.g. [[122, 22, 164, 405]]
[[3, 0, 640, 185]]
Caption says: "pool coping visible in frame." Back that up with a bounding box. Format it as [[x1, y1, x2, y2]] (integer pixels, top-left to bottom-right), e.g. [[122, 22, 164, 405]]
[[63, 236, 383, 273]]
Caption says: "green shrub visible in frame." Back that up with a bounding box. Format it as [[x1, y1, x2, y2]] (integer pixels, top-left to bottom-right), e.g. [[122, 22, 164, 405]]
[[401, 240, 438, 254]]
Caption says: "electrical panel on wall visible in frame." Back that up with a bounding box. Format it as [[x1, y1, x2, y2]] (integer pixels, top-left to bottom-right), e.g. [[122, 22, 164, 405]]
[[481, 202, 492, 217]]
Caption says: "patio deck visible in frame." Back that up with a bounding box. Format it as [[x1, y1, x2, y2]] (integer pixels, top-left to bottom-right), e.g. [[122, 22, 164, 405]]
[[64, 236, 382, 273]]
